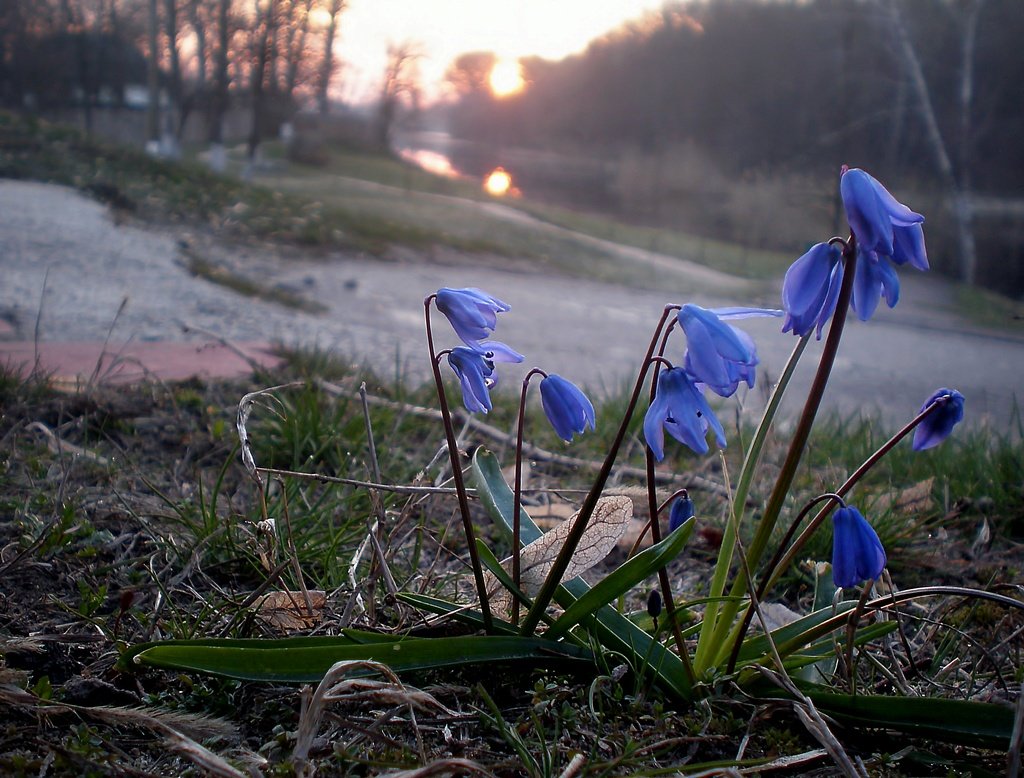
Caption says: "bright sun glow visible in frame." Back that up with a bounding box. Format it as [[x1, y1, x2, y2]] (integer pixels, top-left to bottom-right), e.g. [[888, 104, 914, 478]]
[[483, 167, 513, 196], [488, 59, 525, 97], [308, 7, 333, 29]]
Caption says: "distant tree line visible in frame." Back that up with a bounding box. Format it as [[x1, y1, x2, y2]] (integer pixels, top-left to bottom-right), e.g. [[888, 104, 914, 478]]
[[446, 0, 1024, 288], [0, 0, 348, 162]]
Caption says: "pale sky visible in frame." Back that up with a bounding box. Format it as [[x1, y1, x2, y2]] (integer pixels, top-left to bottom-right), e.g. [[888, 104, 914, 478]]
[[334, 0, 671, 103]]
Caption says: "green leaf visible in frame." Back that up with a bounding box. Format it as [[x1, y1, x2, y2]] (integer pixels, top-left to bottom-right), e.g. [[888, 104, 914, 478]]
[[804, 689, 1015, 749], [737, 601, 859, 664], [471, 448, 693, 700], [123, 635, 594, 683], [546, 516, 694, 639]]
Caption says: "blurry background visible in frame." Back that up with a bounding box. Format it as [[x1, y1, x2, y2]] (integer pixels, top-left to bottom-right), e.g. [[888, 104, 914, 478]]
[[1, 0, 1022, 295]]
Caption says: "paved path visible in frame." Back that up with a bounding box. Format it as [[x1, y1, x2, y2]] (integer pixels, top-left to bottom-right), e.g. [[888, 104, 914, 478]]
[[1, 179, 1021, 428]]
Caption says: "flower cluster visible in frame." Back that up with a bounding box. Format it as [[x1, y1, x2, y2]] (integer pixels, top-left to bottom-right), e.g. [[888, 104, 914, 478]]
[[782, 167, 929, 337], [644, 305, 780, 458], [434, 287, 594, 441]]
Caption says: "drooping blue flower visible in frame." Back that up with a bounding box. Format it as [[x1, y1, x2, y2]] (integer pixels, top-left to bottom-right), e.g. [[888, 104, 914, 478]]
[[435, 287, 511, 346], [643, 367, 726, 459], [539, 374, 596, 442], [912, 388, 965, 451], [677, 304, 780, 397], [668, 493, 695, 533], [840, 167, 924, 259], [781, 242, 844, 338], [447, 347, 495, 414], [851, 250, 901, 321], [831, 505, 886, 588]]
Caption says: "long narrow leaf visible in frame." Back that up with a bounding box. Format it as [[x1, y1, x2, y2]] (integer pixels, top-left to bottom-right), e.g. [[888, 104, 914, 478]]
[[472, 448, 693, 700], [395, 592, 519, 635], [546, 517, 694, 639], [125, 635, 594, 683], [804, 689, 1014, 749]]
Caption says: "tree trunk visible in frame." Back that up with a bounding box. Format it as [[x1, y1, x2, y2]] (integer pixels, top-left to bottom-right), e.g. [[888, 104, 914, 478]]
[[317, 0, 344, 116], [163, 0, 182, 142], [884, 0, 978, 284], [207, 0, 230, 170], [146, 0, 161, 149], [247, 0, 276, 163]]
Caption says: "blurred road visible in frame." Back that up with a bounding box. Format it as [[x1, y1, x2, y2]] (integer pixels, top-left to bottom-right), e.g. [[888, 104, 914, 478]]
[[2, 179, 1021, 428]]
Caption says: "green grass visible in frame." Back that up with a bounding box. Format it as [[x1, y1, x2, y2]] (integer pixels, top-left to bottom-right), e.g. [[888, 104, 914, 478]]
[[954, 283, 1024, 333], [509, 198, 796, 280], [0, 111, 506, 256], [1, 346, 1020, 775]]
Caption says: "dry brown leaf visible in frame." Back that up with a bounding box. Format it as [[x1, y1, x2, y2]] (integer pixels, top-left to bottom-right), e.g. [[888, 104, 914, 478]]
[[487, 495, 632, 613], [873, 477, 935, 514], [256, 590, 326, 632]]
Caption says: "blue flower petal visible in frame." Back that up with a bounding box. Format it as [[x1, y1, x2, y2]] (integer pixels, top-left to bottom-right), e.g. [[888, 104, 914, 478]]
[[912, 389, 965, 451], [892, 223, 929, 271], [539, 374, 595, 442], [842, 169, 895, 256], [474, 340, 524, 363], [863, 170, 924, 227], [668, 494, 695, 533], [782, 243, 835, 318], [832, 506, 886, 588], [852, 252, 883, 321], [447, 347, 494, 414], [644, 368, 726, 458], [436, 287, 511, 347]]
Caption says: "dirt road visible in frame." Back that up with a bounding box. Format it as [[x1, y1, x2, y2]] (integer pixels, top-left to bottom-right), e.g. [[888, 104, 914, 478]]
[[2, 179, 1021, 427]]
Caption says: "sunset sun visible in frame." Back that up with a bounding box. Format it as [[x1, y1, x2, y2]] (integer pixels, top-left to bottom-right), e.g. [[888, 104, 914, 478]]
[[488, 59, 525, 97]]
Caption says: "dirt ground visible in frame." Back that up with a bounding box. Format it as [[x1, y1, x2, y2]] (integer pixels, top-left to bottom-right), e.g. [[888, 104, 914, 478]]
[[2, 178, 1023, 426]]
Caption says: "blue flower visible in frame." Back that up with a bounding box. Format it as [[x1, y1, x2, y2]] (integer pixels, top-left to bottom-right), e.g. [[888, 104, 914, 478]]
[[539, 374, 595, 442], [912, 388, 965, 451], [435, 287, 511, 346], [851, 250, 901, 321], [676, 305, 771, 397], [668, 493, 695, 533], [447, 347, 495, 414], [781, 242, 844, 338], [643, 367, 726, 459], [840, 168, 924, 259], [831, 505, 886, 588]]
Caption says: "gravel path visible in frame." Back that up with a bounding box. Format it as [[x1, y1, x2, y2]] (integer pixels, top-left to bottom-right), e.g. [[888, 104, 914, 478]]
[[2, 179, 1021, 427]]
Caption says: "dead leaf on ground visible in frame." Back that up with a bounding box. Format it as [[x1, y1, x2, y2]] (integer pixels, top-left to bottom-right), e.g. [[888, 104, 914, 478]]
[[256, 590, 326, 632], [486, 495, 632, 614], [874, 477, 935, 515]]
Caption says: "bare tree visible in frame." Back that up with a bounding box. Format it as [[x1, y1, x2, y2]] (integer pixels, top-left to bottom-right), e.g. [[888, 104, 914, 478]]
[[207, 0, 231, 169], [376, 40, 421, 149], [315, 0, 344, 115], [883, 0, 982, 284], [247, 0, 279, 162], [145, 0, 160, 148], [282, 0, 315, 99]]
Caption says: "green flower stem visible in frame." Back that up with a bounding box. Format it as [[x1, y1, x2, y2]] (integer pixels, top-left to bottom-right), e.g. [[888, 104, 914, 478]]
[[512, 367, 548, 625], [702, 236, 859, 671], [424, 295, 493, 632], [753, 396, 947, 602], [691, 332, 810, 672], [520, 305, 679, 637]]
